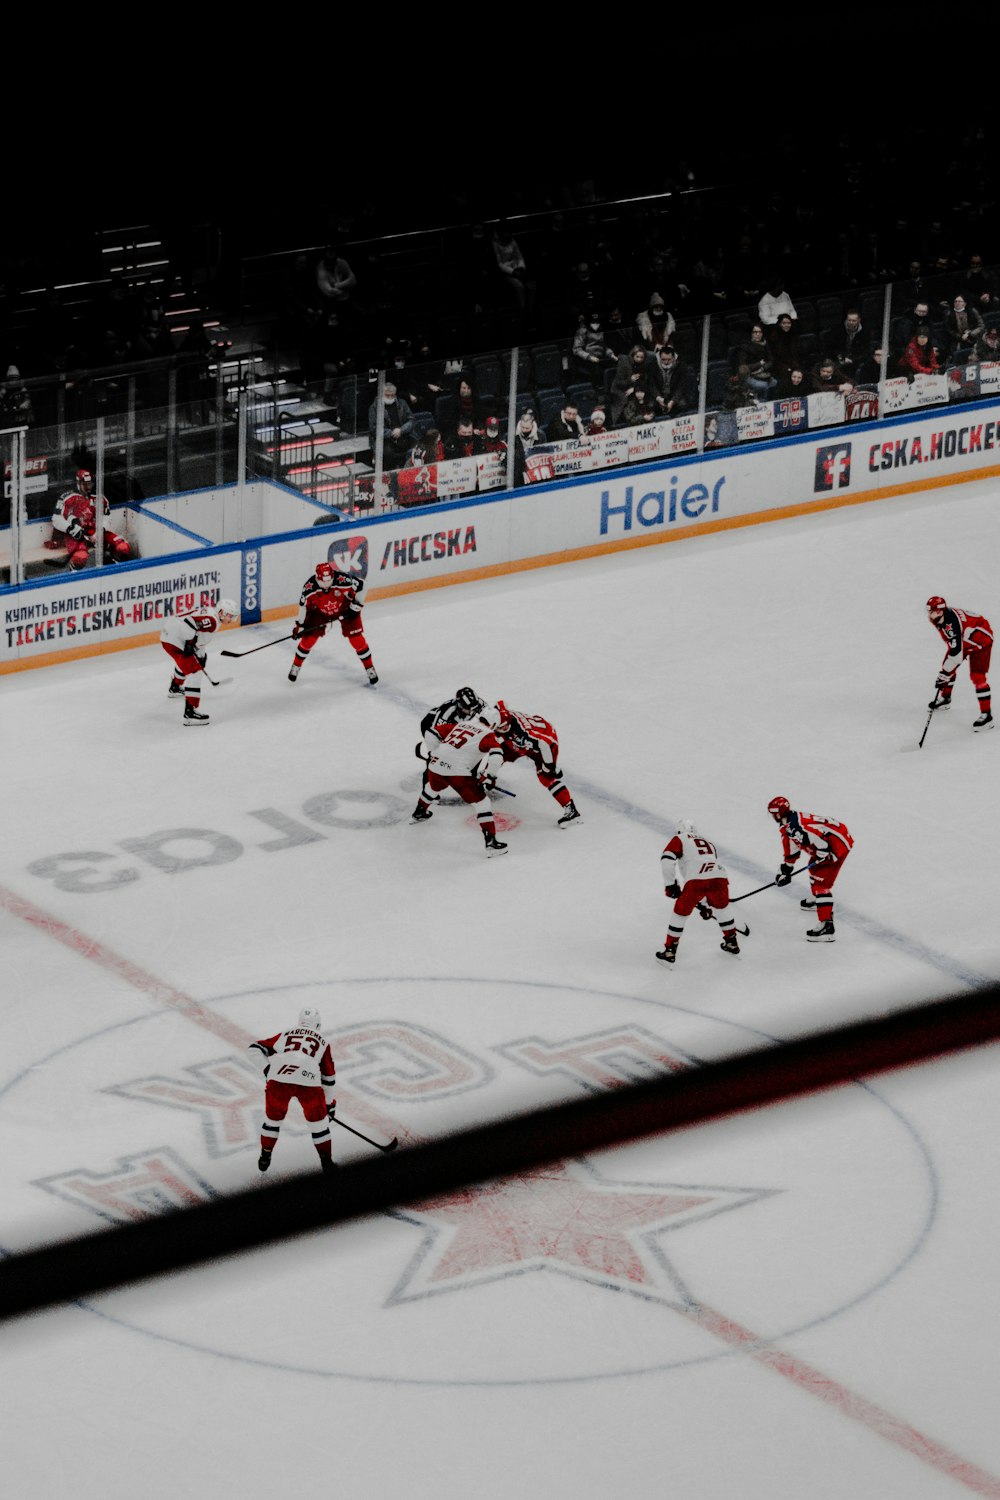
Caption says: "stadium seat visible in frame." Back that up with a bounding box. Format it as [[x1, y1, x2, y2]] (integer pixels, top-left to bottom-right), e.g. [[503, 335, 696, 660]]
[[706, 359, 730, 407], [530, 344, 566, 389]]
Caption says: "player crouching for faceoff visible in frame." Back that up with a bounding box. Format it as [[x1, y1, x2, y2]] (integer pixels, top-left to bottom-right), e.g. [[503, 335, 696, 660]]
[[248, 1007, 338, 1176], [657, 819, 743, 965], [289, 561, 378, 685], [160, 599, 238, 726], [416, 685, 487, 798], [926, 595, 993, 731], [769, 796, 853, 942], [495, 700, 581, 827], [411, 702, 509, 856]]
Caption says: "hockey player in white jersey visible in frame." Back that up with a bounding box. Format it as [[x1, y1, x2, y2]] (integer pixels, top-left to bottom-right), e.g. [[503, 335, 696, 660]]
[[248, 1006, 338, 1175], [656, 818, 744, 965], [160, 599, 238, 725], [410, 703, 509, 856]]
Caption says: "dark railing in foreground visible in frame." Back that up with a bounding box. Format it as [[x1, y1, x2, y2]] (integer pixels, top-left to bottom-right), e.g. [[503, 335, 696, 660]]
[[0, 980, 997, 1326]]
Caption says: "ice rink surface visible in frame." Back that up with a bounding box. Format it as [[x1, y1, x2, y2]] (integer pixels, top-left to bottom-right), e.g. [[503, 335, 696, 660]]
[[1, 479, 999, 1498]]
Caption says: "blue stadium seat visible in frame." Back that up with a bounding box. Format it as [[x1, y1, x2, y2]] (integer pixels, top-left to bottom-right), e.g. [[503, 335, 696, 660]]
[[530, 344, 565, 389]]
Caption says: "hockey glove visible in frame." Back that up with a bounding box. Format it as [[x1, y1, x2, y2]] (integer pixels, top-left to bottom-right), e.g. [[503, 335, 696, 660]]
[[292, 622, 305, 638], [327, 1099, 336, 1120], [774, 864, 795, 887], [415, 742, 430, 761], [67, 518, 88, 541], [698, 901, 714, 920], [194, 649, 207, 668], [480, 774, 498, 793], [935, 670, 956, 690], [665, 882, 682, 900]]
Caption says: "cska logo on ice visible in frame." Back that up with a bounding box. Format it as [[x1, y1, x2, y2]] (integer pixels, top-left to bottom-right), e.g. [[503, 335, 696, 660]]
[[814, 442, 852, 492], [326, 535, 369, 580]]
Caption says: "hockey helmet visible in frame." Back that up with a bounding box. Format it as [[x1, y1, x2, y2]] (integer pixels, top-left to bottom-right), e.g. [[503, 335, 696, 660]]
[[298, 1006, 322, 1030], [677, 818, 696, 838], [477, 704, 502, 731], [926, 595, 947, 620], [315, 562, 336, 588], [216, 598, 238, 623], [76, 468, 94, 490], [455, 685, 485, 717], [767, 795, 791, 822]]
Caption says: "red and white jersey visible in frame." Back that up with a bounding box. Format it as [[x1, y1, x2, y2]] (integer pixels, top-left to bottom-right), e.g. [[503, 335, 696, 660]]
[[52, 490, 108, 537], [932, 605, 993, 667], [779, 811, 853, 865], [426, 715, 504, 780], [496, 701, 560, 771], [297, 573, 363, 630], [661, 830, 728, 887], [248, 1025, 336, 1101], [160, 611, 221, 652]]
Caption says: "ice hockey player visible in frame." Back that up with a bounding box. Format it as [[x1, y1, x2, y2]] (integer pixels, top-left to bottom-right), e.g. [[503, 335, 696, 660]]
[[160, 599, 238, 725], [415, 686, 487, 797], [410, 703, 509, 856], [656, 818, 744, 965], [50, 469, 131, 570], [495, 700, 581, 827], [288, 562, 378, 685], [768, 796, 853, 941], [925, 595, 993, 730], [247, 1007, 338, 1175]]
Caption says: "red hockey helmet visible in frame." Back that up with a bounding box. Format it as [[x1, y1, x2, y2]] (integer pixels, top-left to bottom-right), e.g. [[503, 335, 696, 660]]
[[927, 595, 947, 620], [315, 562, 335, 588], [768, 795, 791, 822], [76, 468, 94, 490]]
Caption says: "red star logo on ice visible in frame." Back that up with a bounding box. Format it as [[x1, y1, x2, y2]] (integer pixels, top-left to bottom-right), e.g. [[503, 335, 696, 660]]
[[387, 1160, 771, 1306]]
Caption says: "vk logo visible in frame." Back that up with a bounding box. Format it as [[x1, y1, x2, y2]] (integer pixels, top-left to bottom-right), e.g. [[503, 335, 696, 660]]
[[814, 443, 852, 492], [328, 534, 369, 579]]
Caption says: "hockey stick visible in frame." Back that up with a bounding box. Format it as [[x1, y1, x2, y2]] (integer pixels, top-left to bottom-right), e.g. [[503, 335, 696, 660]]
[[331, 1117, 398, 1153], [220, 633, 295, 659], [490, 784, 516, 798], [918, 690, 942, 749], [696, 905, 750, 936], [197, 666, 233, 688], [730, 862, 818, 905]]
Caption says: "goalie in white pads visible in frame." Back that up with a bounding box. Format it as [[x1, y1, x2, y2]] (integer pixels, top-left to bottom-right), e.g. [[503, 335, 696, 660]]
[[657, 819, 743, 965]]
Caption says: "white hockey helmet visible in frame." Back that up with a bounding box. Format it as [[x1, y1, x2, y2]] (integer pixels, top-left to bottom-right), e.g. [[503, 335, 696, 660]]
[[477, 703, 502, 730], [677, 818, 696, 838], [216, 598, 239, 623], [297, 1006, 322, 1031]]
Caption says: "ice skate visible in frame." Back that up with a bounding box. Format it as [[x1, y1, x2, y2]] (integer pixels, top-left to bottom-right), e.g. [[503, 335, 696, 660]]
[[258, 1150, 271, 1172], [973, 710, 994, 731], [928, 695, 951, 710], [484, 835, 508, 857], [183, 705, 210, 726], [410, 804, 433, 823], [320, 1155, 339, 1175], [806, 920, 836, 942], [366, 666, 379, 685], [800, 896, 816, 910], [720, 931, 740, 956], [168, 678, 184, 698], [288, 663, 300, 682], [655, 945, 677, 966], [557, 801, 582, 828]]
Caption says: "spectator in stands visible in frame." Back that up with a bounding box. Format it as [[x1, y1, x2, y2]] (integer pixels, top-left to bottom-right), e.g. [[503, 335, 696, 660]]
[[571, 310, 616, 384], [513, 408, 545, 487], [619, 383, 656, 427], [635, 294, 675, 352], [604, 305, 634, 358], [943, 294, 985, 359], [963, 253, 998, 313], [744, 356, 777, 403], [368, 381, 415, 468], [898, 327, 939, 379], [773, 365, 807, 400], [445, 416, 485, 460], [855, 346, 887, 386], [651, 346, 698, 416], [722, 367, 755, 409], [453, 375, 482, 428], [492, 220, 534, 316], [757, 276, 797, 326], [586, 404, 608, 436], [0, 365, 34, 426], [892, 298, 935, 354], [482, 415, 507, 458], [316, 246, 357, 317], [810, 357, 854, 395], [408, 426, 445, 466], [896, 259, 930, 306], [823, 308, 869, 378], [609, 345, 649, 424], [731, 322, 772, 374], [547, 401, 586, 442], [974, 323, 1000, 364], [394, 337, 449, 414], [766, 312, 802, 376]]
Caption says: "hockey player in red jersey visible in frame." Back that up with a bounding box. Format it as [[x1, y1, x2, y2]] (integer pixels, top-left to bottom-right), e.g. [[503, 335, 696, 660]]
[[51, 469, 131, 570], [160, 599, 238, 725], [926, 595, 993, 730], [495, 700, 581, 827], [656, 819, 743, 965], [288, 562, 378, 685], [416, 685, 487, 798], [410, 703, 509, 856], [769, 796, 853, 942], [248, 1007, 338, 1175]]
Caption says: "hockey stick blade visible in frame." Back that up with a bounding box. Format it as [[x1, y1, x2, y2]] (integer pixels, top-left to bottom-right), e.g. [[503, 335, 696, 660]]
[[491, 784, 516, 798], [221, 632, 296, 659], [331, 1117, 398, 1153]]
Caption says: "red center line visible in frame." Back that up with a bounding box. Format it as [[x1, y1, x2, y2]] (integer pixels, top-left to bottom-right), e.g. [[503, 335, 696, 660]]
[[5, 882, 999, 1490], [0, 882, 406, 1144]]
